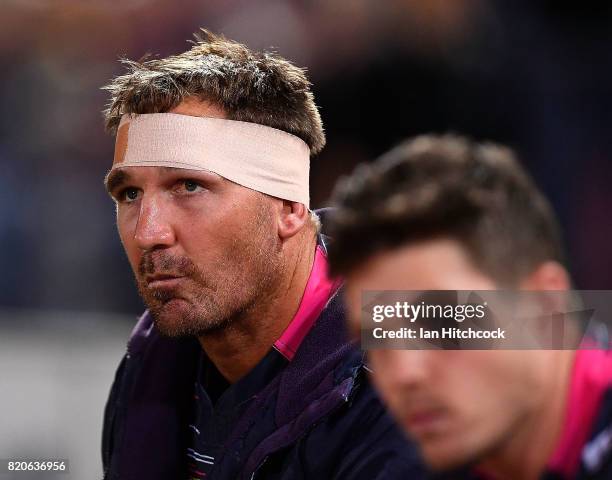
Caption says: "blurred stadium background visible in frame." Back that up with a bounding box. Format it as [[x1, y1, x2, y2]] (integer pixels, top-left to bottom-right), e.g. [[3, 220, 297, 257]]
[[1, 0, 611, 477]]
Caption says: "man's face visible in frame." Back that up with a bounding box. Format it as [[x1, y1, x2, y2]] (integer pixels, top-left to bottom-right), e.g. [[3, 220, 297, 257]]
[[107, 102, 282, 337], [345, 238, 547, 471]]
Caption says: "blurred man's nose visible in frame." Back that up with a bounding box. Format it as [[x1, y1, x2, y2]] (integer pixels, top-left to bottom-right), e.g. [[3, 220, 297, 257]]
[[376, 350, 431, 388], [133, 195, 176, 250]]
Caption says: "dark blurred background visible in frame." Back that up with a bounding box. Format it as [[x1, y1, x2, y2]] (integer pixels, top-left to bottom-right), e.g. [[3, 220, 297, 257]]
[[2, 0, 612, 313], [1, 0, 611, 477]]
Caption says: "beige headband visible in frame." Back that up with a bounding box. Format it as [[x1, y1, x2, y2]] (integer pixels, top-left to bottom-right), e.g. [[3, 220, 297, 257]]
[[112, 113, 311, 205]]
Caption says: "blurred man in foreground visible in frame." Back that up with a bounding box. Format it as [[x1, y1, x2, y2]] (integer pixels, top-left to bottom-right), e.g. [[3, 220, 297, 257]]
[[100, 30, 422, 480], [327, 135, 612, 480]]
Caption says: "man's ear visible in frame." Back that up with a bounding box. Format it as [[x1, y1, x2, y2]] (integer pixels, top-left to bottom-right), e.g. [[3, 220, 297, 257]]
[[277, 200, 309, 240], [520, 261, 571, 291]]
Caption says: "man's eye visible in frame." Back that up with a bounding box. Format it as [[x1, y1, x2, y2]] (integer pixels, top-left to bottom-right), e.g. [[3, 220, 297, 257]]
[[182, 180, 202, 193], [120, 187, 139, 202]]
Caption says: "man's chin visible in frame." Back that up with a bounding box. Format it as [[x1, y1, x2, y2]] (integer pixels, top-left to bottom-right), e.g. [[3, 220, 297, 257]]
[[147, 298, 230, 337], [420, 434, 490, 474], [149, 298, 196, 337]]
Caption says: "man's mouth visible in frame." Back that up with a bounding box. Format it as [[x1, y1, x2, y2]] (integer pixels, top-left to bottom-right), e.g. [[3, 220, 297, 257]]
[[402, 407, 449, 436], [144, 273, 186, 288]]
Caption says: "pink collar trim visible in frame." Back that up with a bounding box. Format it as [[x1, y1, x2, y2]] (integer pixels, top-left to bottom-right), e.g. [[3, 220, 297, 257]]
[[274, 245, 341, 361], [548, 349, 612, 478]]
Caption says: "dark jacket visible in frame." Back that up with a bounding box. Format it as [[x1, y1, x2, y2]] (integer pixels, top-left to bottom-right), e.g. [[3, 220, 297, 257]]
[[572, 388, 612, 479], [101, 252, 424, 479]]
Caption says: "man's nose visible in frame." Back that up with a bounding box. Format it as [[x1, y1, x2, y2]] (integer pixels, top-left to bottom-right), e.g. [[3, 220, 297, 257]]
[[375, 350, 431, 388], [133, 195, 176, 250]]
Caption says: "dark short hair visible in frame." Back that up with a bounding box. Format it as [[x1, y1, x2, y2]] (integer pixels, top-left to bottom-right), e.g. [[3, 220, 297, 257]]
[[327, 134, 566, 284], [102, 29, 325, 155]]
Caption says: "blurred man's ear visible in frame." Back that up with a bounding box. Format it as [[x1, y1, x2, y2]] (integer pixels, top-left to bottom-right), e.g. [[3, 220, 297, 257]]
[[520, 261, 571, 291], [277, 200, 309, 240]]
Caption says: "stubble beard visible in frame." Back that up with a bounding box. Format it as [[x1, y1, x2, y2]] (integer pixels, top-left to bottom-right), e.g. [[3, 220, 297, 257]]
[[135, 213, 281, 338]]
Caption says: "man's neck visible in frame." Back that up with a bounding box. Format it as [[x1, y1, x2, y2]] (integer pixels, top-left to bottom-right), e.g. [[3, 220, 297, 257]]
[[477, 351, 575, 480], [197, 234, 318, 383]]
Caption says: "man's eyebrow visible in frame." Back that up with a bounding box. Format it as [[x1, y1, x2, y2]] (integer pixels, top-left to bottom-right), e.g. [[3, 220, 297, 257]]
[[104, 169, 131, 196]]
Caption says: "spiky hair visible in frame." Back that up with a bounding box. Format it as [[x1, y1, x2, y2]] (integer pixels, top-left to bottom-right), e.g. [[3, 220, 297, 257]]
[[327, 134, 565, 283], [102, 29, 325, 155]]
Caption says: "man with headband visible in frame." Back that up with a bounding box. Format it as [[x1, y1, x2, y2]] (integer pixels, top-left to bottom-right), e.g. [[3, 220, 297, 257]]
[[100, 30, 423, 480]]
